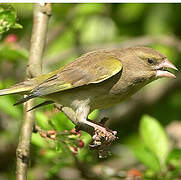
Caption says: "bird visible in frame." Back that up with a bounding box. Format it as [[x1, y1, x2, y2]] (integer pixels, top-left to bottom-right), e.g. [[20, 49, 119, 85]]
[[0, 46, 178, 150]]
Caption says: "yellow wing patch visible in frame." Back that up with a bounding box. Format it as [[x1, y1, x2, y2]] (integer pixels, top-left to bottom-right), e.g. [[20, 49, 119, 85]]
[[91, 58, 122, 83]]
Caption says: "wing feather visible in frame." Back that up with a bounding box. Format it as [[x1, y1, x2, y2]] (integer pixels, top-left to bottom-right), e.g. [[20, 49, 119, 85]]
[[15, 51, 122, 105]]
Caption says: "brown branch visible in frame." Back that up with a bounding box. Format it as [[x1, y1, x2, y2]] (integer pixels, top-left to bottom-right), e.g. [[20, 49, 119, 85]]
[[27, 3, 51, 78], [33, 124, 69, 139], [16, 4, 51, 180]]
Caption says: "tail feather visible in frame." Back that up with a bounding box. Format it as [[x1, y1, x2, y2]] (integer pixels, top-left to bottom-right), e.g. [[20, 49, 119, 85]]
[[0, 70, 60, 96], [13, 94, 38, 106], [0, 82, 34, 96]]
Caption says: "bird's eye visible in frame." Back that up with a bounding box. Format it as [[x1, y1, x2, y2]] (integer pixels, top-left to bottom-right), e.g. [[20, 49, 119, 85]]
[[147, 58, 154, 64]]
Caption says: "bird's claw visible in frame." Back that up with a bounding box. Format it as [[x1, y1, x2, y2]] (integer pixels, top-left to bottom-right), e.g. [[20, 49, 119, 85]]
[[89, 126, 118, 158]]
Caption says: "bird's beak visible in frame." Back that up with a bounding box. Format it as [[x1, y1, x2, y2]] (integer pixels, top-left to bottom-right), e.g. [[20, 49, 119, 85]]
[[155, 59, 178, 78]]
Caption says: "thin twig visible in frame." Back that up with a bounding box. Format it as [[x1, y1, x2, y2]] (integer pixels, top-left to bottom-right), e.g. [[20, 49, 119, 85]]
[[33, 124, 70, 138], [16, 4, 51, 180]]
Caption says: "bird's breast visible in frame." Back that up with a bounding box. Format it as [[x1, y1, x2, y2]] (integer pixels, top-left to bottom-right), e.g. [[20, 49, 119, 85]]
[[47, 72, 149, 111]]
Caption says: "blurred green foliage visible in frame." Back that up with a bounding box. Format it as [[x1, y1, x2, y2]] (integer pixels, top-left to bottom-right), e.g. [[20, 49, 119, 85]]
[[0, 4, 22, 35], [0, 3, 181, 180]]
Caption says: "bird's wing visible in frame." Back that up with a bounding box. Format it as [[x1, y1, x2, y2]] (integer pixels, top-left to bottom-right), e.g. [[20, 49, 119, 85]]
[[14, 52, 122, 105]]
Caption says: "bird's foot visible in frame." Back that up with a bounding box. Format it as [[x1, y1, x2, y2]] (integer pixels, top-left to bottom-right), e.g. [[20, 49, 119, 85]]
[[90, 126, 117, 158], [84, 119, 117, 158], [91, 127, 117, 146]]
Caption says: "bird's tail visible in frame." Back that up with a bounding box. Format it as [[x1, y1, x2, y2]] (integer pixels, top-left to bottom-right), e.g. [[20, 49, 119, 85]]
[[0, 81, 35, 96]]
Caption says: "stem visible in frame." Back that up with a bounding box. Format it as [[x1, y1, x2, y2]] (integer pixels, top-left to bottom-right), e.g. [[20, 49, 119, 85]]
[[16, 4, 51, 180], [27, 3, 51, 78]]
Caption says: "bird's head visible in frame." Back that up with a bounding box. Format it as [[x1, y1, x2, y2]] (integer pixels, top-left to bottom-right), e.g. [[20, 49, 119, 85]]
[[131, 47, 178, 80], [113, 46, 178, 95], [118, 46, 178, 88], [109, 46, 178, 96]]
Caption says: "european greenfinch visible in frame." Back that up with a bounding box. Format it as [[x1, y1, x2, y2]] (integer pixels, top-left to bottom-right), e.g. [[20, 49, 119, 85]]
[[0, 47, 178, 149]]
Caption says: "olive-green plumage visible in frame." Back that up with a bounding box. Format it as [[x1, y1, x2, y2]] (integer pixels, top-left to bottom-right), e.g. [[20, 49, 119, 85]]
[[0, 47, 177, 118]]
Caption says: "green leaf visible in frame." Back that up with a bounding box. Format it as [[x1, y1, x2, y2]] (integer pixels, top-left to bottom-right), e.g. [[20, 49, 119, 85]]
[[0, 4, 22, 34], [127, 135, 161, 172], [12, 22, 23, 29], [134, 146, 161, 172], [88, 109, 99, 120], [139, 115, 169, 165]]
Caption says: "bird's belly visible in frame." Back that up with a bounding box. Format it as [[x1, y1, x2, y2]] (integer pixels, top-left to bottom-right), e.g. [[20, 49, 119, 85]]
[[89, 94, 125, 110], [47, 84, 126, 111], [46, 73, 147, 111]]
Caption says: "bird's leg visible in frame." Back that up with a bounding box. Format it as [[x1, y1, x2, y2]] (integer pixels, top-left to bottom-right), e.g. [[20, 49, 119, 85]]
[[75, 102, 117, 158], [55, 103, 117, 157]]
